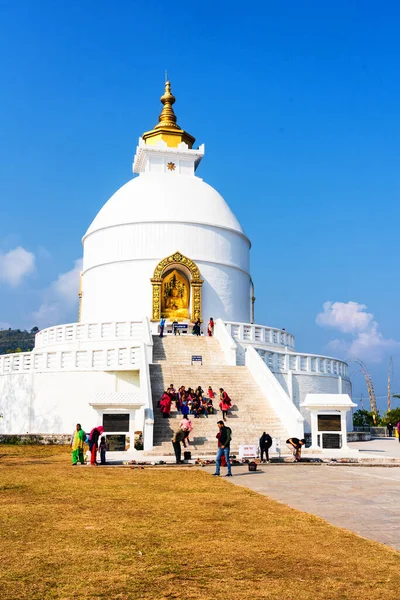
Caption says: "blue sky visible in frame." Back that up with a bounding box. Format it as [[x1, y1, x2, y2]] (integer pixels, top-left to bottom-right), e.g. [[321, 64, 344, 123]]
[[0, 0, 399, 410]]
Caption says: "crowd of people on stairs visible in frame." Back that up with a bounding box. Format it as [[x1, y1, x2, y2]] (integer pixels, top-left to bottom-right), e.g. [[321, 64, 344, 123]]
[[159, 384, 232, 421]]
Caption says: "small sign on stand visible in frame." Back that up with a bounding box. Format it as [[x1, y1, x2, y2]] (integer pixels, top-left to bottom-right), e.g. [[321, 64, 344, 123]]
[[238, 444, 258, 459], [191, 355, 203, 365], [273, 437, 281, 458]]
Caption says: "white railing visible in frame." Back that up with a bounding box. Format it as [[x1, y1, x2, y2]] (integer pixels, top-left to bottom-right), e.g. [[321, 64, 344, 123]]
[[246, 346, 304, 438], [214, 318, 237, 365], [34, 320, 144, 349], [225, 321, 295, 350], [255, 348, 349, 378], [0, 352, 33, 373], [142, 317, 153, 364], [0, 346, 141, 373], [140, 341, 154, 452]]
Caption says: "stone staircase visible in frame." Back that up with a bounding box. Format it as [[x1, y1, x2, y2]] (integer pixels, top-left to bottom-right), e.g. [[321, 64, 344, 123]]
[[148, 335, 289, 455]]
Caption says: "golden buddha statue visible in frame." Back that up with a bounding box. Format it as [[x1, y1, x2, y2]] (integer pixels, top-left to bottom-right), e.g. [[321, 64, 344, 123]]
[[161, 270, 189, 319]]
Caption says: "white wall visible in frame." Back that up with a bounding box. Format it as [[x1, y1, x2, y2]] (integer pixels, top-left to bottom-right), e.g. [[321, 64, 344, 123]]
[[0, 370, 140, 435], [81, 222, 251, 323], [83, 222, 250, 274]]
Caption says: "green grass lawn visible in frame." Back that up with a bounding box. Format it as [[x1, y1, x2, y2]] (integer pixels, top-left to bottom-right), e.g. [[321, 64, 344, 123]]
[[0, 445, 399, 599]]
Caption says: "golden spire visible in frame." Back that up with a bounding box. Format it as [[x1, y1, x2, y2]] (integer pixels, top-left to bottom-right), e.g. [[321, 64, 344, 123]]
[[142, 80, 195, 149]]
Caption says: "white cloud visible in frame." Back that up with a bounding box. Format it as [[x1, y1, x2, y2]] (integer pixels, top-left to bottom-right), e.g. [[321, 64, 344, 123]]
[[0, 246, 35, 287], [316, 301, 373, 333], [317, 301, 399, 364], [32, 259, 82, 328]]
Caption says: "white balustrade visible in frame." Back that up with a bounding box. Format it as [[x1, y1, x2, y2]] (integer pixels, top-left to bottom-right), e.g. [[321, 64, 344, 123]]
[[0, 345, 141, 374], [34, 320, 144, 349], [255, 348, 349, 378], [224, 321, 295, 350]]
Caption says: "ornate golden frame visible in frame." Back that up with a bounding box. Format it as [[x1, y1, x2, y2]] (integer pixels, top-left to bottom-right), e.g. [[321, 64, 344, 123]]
[[151, 251, 203, 322]]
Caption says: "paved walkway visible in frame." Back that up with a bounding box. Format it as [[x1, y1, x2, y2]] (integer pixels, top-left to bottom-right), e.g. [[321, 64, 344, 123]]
[[204, 463, 400, 552], [348, 437, 400, 457], [108, 437, 400, 463]]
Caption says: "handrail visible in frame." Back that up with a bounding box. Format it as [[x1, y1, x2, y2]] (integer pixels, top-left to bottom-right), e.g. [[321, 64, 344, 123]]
[[245, 346, 304, 438], [140, 341, 154, 451]]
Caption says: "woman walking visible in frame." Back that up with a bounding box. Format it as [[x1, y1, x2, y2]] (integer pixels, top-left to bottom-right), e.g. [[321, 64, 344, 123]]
[[219, 388, 231, 421], [180, 414, 193, 447], [207, 317, 214, 336]]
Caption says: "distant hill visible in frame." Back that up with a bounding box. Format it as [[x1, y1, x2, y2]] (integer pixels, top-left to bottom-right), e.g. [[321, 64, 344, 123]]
[[0, 328, 38, 355]]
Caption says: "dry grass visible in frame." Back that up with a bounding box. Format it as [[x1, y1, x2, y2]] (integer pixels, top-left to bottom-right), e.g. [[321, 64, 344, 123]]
[[0, 445, 399, 600]]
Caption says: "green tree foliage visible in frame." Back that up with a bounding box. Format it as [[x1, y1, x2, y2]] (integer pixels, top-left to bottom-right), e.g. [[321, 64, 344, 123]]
[[0, 329, 35, 354], [380, 408, 400, 426], [352, 409, 377, 427]]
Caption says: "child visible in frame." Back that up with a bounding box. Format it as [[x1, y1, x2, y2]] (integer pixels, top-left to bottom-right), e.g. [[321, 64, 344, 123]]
[[201, 397, 209, 418], [99, 436, 107, 465], [207, 386, 215, 399]]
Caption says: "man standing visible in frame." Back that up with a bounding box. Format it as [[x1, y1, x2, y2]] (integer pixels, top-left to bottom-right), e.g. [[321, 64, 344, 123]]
[[387, 422, 394, 437], [159, 317, 166, 338], [172, 427, 186, 463], [259, 431, 272, 463], [70, 423, 86, 466], [213, 421, 232, 477], [286, 437, 306, 462]]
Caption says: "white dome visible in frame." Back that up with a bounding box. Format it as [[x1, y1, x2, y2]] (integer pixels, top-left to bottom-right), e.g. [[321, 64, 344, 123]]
[[84, 173, 247, 239]]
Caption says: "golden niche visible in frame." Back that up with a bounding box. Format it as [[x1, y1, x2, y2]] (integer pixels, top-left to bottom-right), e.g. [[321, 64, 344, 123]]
[[161, 269, 189, 319]]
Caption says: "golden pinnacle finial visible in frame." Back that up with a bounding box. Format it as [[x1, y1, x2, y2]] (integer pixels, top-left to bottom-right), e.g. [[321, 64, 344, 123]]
[[157, 81, 177, 127], [142, 80, 195, 149]]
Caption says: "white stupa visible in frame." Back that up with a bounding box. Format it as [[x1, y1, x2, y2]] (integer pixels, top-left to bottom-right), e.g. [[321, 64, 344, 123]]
[[81, 81, 251, 326], [0, 82, 352, 453]]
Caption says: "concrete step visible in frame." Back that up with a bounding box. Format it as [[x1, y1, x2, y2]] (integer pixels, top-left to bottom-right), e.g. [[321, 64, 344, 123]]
[[149, 335, 290, 451]]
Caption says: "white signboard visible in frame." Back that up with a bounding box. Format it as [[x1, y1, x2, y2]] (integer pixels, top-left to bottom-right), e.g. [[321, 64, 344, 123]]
[[238, 444, 258, 459], [273, 437, 281, 457]]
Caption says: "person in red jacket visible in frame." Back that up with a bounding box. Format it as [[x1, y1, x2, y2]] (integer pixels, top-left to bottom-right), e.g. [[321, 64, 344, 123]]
[[89, 426, 104, 466], [219, 388, 231, 421], [160, 392, 172, 418]]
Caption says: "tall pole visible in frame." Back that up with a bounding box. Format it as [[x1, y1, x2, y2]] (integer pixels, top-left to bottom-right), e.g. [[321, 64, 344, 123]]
[[387, 357, 393, 412]]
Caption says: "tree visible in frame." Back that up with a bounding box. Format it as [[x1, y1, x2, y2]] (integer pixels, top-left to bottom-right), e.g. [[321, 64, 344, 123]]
[[380, 408, 400, 426], [353, 409, 377, 427], [30, 326, 39, 335]]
